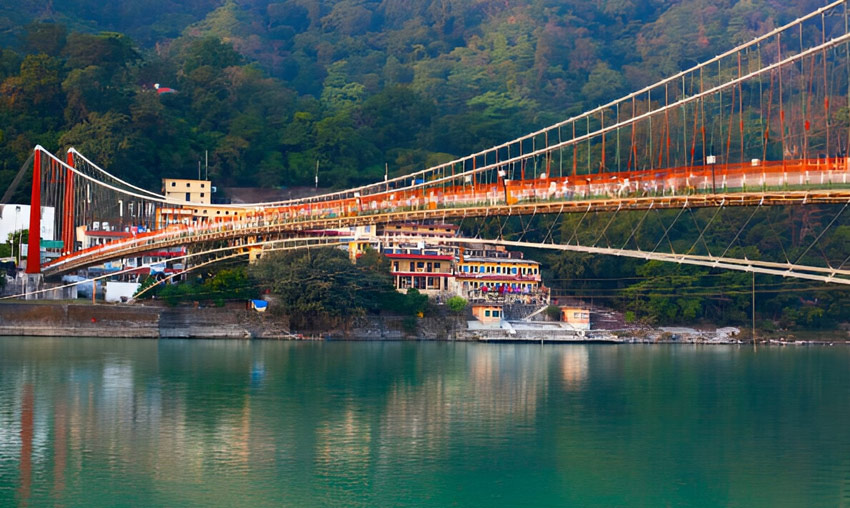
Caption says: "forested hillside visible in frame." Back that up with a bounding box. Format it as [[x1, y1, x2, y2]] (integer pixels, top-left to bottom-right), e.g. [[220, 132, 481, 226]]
[[0, 0, 825, 193], [2, 0, 847, 329]]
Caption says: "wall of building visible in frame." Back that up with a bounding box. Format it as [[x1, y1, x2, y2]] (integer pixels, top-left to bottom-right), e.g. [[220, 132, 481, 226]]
[[105, 282, 141, 303], [561, 307, 591, 330], [472, 304, 503, 323], [163, 178, 212, 204], [0, 204, 56, 242]]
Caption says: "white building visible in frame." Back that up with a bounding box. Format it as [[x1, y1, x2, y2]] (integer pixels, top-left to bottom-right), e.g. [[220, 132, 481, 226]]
[[0, 204, 55, 243]]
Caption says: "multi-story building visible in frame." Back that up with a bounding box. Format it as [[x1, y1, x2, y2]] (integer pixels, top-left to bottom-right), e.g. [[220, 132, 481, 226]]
[[163, 178, 213, 204], [384, 242, 455, 296], [158, 178, 248, 226], [341, 222, 549, 304], [454, 244, 546, 304], [377, 222, 458, 240]]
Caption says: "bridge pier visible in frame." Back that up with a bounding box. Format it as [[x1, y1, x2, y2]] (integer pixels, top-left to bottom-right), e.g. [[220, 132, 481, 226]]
[[20, 273, 43, 300]]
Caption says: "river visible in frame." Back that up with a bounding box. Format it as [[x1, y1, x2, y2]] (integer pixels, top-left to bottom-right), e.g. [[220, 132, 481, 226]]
[[1, 337, 849, 507]]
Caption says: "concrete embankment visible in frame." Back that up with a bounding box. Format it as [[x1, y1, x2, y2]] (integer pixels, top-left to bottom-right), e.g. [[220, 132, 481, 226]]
[[0, 302, 292, 339], [0, 302, 466, 340]]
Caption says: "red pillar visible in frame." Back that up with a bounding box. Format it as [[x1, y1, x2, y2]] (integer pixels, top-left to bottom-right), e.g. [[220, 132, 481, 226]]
[[26, 149, 42, 274], [63, 152, 76, 256]]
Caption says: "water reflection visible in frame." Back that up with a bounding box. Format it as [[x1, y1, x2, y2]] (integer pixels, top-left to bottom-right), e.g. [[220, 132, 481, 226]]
[[560, 346, 588, 390], [0, 339, 849, 507]]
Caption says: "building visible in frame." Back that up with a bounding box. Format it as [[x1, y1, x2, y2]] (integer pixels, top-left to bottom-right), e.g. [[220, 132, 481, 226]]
[[0, 204, 56, 243], [159, 178, 251, 226], [454, 245, 546, 304], [560, 306, 591, 331], [157, 203, 248, 227], [162, 178, 212, 204], [377, 222, 459, 239], [338, 222, 549, 304], [471, 303, 504, 324], [385, 242, 455, 296], [375, 222, 460, 296]]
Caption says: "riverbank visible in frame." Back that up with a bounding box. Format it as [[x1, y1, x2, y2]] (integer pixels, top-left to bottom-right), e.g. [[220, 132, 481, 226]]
[[0, 301, 846, 344], [0, 302, 288, 339], [0, 301, 466, 340]]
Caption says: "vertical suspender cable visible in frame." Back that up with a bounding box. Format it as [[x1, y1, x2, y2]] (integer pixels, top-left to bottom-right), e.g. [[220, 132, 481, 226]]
[[738, 50, 745, 165], [822, 12, 831, 160], [778, 32, 787, 173]]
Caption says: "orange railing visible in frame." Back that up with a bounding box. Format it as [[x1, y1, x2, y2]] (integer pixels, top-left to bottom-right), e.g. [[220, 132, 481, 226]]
[[42, 157, 850, 273]]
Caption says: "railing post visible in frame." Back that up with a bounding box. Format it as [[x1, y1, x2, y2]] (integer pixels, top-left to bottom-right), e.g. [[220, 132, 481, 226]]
[[26, 149, 42, 274]]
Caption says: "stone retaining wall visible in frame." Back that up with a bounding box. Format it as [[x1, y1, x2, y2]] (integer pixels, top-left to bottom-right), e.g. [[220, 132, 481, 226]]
[[0, 303, 461, 340]]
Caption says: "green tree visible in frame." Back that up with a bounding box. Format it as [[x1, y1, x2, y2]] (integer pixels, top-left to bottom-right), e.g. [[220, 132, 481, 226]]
[[20, 22, 67, 56], [249, 247, 402, 329], [447, 295, 468, 314]]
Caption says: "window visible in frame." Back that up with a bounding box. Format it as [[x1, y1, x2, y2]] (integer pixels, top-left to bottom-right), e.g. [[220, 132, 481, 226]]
[[200, 193, 205, 198], [493, 310, 500, 318], [171, 182, 176, 187], [484, 310, 491, 317], [185, 192, 191, 201], [434, 262, 441, 269], [463, 266, 469, 273], [512, 267, 517, 274], [409, 262, 415, 271], [392, 262, 398, 271], [201, 183, 205, 188], [186, 183, 191, 188], [417, 262, 424, 269]]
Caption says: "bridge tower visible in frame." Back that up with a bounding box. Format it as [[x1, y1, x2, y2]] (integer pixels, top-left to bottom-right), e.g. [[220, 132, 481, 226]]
[[25, 149, 41, 274]]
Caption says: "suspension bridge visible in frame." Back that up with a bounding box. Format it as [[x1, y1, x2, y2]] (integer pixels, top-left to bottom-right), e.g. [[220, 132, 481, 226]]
[[7, 0, 850, 294]]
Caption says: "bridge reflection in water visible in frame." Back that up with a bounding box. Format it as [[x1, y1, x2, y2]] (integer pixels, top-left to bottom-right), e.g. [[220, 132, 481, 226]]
[[2, 339, 850, 506]]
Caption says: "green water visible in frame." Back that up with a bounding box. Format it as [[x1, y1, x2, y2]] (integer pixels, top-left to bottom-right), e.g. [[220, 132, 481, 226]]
[[1, 338, 849, 507]]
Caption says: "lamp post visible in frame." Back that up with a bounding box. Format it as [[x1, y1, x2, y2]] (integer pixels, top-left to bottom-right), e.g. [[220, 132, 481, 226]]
[[14, 206, 20, 265]]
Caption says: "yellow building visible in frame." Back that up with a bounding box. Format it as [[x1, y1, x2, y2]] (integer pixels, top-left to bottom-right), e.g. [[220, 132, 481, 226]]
[[471, 303, 504, 323], [560, 307, 591, 330], [158, 178, 253, 227], [386, 248, 455, 295], [455, 255, 543, 302], [163, 178, 212, 204]]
